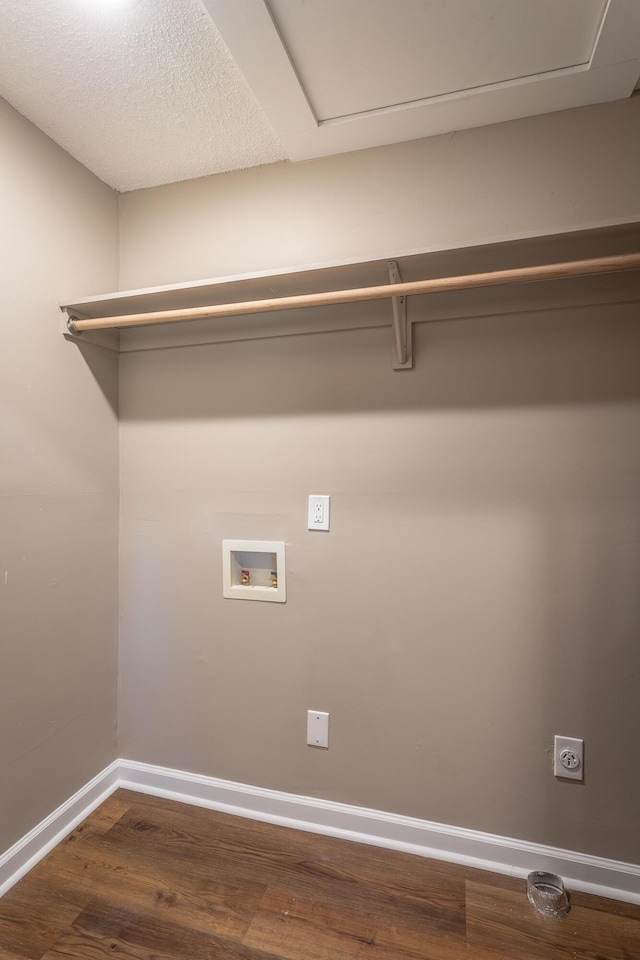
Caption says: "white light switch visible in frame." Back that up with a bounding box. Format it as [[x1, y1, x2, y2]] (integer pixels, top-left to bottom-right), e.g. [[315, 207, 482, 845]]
[[308, 495, 330, 531], [307, 710, 329, 748]]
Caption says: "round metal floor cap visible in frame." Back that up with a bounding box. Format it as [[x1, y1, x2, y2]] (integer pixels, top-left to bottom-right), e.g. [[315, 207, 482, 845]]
[[527, 871, 570, 918]]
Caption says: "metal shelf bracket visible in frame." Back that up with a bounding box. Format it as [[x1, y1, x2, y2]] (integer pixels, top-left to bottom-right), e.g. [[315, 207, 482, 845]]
[[388, 261, 412, 369]]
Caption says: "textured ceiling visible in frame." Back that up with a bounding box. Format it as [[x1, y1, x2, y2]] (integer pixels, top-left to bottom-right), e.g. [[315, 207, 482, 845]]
[[0, 0, 286, 192], [1, 0, 639, 194]]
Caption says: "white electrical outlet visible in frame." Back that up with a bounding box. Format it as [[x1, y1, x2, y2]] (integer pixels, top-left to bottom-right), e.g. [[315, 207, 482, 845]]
[[308, 495, 330, 531], [307, 710, 329, 748], [554, 735, 584, 781]]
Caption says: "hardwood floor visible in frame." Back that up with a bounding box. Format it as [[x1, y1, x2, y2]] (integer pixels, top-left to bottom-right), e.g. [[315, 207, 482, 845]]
[[1, 790, 639, 959]]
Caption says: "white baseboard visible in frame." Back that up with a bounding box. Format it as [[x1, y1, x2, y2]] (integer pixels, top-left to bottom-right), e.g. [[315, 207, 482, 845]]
[[0, 760, 120, 898], [2, 758, 640, 906], [118, 759, 640, 906]]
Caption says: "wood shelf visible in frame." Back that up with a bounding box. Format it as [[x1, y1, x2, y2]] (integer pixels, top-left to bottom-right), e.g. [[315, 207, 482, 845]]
[[60, 224, 640, 359]]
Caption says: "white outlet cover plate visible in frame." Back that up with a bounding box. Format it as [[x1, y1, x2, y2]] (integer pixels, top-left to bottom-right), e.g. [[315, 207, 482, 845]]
[[308, 495, 330, 531], [554, 735, 584, 781], [307, 710, 329, 748]]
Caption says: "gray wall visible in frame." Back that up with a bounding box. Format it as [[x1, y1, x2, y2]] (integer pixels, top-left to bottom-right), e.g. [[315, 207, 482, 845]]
[[118, 98, 640, 862], [119, 97, 640, 289], [1, 91, 638, 867], [0, 99, 120, 852]]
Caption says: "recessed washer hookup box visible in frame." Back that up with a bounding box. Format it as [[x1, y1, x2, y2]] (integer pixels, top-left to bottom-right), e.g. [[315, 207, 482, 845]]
[[222, 540, 286, 603]]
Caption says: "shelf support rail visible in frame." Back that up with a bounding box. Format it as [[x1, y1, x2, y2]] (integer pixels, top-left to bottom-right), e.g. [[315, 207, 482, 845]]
[[64, 251, 640, 367]]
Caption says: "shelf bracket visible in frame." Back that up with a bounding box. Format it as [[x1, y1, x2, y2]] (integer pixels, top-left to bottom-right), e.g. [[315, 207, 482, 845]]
[[388, 261, 412, 370]]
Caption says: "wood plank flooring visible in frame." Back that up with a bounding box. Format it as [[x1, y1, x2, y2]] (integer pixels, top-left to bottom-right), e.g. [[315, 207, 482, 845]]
[[1, 790, 639, 959]]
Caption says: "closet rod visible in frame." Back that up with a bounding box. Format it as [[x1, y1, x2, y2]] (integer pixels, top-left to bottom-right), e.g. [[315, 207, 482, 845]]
[[67, 251, 640, 333]]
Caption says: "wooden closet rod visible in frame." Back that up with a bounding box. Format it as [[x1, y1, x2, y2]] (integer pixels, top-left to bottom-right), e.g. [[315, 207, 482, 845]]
[[67, 251, 640, 333]]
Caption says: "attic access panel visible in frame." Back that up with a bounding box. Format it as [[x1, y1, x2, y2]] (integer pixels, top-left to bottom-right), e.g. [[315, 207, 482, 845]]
[[268, 0, 605, 121], [203, 0, 640, 160]]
